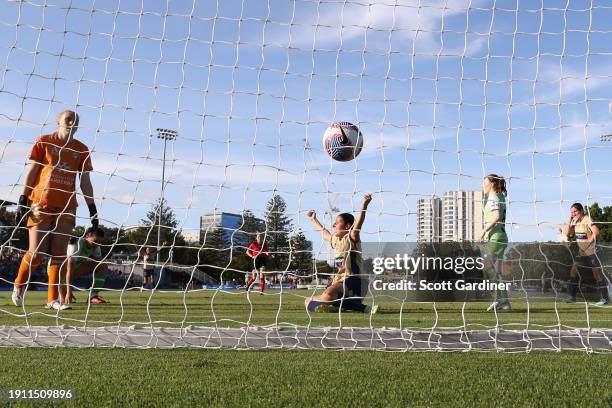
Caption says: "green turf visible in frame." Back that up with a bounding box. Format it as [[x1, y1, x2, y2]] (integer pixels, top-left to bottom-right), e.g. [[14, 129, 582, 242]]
[[1, 289, 610, 330], [0, 348, 610, 407]]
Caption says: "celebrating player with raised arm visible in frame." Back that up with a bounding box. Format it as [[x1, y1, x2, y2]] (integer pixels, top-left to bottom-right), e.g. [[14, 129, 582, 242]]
[[564, 203, 609, 306], [12, 110, 99, 310], [479, 174, 511, 312], [304, 193, 377, 314]]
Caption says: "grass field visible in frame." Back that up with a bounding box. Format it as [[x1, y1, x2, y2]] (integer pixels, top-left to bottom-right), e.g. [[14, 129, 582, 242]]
[[1, 289, 610, 407], [0, 349, 610, 407], [0, 289, 610, 329]]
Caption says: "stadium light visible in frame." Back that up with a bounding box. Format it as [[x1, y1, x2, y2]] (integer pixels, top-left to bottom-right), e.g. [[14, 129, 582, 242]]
[[601, 134, 612, 142], [155, 128, 178, 276]]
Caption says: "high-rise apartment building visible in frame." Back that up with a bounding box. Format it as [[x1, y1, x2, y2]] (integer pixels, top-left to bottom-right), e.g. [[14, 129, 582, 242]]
[[442, 190, 484, 242], [417, 191, 484, 242], [417, 198, 442, 242]]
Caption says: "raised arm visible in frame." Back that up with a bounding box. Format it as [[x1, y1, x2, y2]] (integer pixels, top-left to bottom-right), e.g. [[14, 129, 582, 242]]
[[149, 241, 168, 256], [563, 214, 575, 238], [307, 210, 332, 242], [350, 193, 372, 242], [157, 241, 168, 253]]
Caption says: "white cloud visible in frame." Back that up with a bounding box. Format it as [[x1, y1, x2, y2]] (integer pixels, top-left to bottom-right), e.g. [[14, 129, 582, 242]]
[[274, 0, 484, 54], [531, 124, 599, 154], [510, 62, 612, 106], [360, 126, 455, 155]]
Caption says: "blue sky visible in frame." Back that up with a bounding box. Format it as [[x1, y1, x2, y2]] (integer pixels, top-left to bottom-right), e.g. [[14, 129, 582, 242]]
[[0, 0, 611, 255]]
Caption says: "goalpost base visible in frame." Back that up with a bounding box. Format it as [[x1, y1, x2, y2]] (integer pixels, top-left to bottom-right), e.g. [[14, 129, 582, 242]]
[[1, 326, 610, 352]]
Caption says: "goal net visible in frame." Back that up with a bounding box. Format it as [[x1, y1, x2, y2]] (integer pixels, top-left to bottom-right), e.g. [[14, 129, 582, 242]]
[[0, 0, 610, 352]]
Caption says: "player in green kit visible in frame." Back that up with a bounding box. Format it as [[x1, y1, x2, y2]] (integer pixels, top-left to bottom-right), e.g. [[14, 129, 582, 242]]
[[480, 174, 511, 312], [58, 227, 110, 305]]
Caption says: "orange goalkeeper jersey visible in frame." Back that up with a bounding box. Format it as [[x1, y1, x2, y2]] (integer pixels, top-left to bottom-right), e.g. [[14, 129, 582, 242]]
[[27, 133, 93, 211]]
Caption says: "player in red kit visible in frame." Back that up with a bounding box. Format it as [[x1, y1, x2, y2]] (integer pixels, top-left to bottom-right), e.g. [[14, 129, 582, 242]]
[[245, 232, 269, 294]]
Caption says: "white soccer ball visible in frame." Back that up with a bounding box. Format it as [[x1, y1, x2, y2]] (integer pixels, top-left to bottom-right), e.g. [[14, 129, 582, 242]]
[[322, 122, 363, 162]]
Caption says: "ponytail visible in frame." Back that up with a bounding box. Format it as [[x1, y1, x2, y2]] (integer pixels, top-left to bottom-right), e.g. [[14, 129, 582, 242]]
[[485, 174, 507, 195]]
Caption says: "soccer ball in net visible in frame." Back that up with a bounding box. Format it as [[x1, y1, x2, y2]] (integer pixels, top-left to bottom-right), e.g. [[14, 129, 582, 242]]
[[322, 122, 363, 162]]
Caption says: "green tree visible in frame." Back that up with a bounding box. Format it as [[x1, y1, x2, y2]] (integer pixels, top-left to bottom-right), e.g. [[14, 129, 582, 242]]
[[289, 230, 313, 274], [238, 209, 263, 241], [177, 234, 201, 269], [201, 226, 227, 265], [142, 198, 179, 242], [589, 203, 612, 242], [100, 226, 132, 256], [200, 225, 237, 281], [264, 195, 293, 271], [128, 198, 185, 263]]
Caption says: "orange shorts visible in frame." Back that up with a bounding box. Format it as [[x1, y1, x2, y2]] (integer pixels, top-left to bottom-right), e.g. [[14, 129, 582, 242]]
[[26, 205, 76, 228]]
